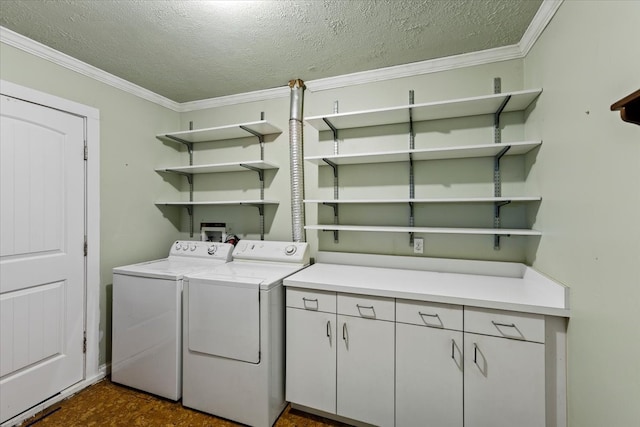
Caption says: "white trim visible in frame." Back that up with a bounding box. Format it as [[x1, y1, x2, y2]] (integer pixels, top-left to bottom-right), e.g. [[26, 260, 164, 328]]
[[0, 80, 101, 425], [305, 44, 523, 93], [0, 0, 562, 109], [178, 86, 290, 112], [519, 0, 564, 56], [0, 26, 181, 112], [0, 368, 107, 427]]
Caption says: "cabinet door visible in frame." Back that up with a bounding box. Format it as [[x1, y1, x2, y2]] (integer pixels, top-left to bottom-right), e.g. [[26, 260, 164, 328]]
[[337, 315, 394, 427], [464, 333, 545, 427], [285, 307, 336, 413], [396, 323, 463, 427]]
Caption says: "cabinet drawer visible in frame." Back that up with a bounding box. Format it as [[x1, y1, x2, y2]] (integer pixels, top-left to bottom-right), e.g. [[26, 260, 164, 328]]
[[337, 293, 395, 321], [286, 288, 336, 313], [464, 307, 545, 343], [396, 299, 463, 331]]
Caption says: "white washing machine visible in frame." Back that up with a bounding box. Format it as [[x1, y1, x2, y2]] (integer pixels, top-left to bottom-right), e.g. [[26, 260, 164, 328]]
[[182, 240, 310, 427], [111, 240, 233, 400]]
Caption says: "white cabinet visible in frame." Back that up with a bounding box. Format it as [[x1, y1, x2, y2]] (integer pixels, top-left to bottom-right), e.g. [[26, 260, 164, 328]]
[[395, 300, 464, 427], [285, 307, 336, 413], [286, 288, 553, 427], [337, 314, 395, 427], [464, 308, 546, 427], [285, 289, 395, 427], [155, 119, 282, 238], [303, 86, 543, 249], [464, 334, 545, 427]]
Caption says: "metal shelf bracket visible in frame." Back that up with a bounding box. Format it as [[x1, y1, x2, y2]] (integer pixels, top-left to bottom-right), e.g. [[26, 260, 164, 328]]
[[240, 112, 267, 160], [323, 117, 339, 148], [322, 158, 340, 243], [165, 135, 194, 164], [322, 202, 340, 243], [242, 203, 266, 241], [240, 163, 265, 200]]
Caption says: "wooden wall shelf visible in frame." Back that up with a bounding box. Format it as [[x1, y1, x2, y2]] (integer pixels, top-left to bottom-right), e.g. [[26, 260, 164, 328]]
[[611, 89, 640, 126]]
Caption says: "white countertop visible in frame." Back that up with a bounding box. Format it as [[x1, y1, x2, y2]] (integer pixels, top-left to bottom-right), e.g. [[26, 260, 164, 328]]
[[283, 254, 569, 317]]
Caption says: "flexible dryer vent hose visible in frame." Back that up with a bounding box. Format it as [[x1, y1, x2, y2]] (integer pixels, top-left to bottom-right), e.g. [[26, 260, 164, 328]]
[[289, 79, 306, 243]]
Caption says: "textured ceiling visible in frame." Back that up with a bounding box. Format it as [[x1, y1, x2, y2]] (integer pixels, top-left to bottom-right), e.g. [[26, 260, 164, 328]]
[[0, 0, 543, 103]]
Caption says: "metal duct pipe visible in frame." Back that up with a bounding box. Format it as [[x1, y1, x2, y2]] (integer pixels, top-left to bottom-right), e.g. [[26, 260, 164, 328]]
[[289, 79, 306, 242]]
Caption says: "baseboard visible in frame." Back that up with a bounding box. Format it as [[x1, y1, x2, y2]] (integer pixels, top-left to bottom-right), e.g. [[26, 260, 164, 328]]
[[1, 364, 109, 427]]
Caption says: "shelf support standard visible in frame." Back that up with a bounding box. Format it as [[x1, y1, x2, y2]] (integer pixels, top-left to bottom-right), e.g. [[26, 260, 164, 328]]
[[492, 77, 513, 249], [242, 203, 266, 240], [322, 158, 340, 243], [185, 205, 194, 238], [493, 200, 511, 250], [408, 90, 416, 245], [493, 142, 511, 250]]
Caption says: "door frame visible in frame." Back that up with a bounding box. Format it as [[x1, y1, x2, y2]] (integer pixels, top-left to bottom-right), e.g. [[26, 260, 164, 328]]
[[0, 79, 101, 425]]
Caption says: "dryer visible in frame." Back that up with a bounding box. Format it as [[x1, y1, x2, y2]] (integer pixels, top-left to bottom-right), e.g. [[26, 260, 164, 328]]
[[182, 240, 309, 427], [111, 240, 233, 400]]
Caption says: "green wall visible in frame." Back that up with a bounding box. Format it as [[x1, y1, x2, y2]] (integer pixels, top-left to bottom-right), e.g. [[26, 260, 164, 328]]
[[523, 1, 640, 426], [2, 1, 639, 424]]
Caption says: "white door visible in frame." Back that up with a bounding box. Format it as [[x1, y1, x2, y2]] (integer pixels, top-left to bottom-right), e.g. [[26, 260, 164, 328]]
[[464, 333, 546, 427], [396, 323, 463, 427], [285, 307, 336, 413], [0, 94, 85, 423], [337, 315, 395, 427]]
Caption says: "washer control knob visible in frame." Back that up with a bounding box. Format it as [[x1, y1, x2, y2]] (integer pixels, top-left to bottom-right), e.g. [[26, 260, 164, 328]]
[[285, 245, 297, 256], [190, 243, 197, 251], [175, 242, 182, 250], [207, 245, 217, 255]]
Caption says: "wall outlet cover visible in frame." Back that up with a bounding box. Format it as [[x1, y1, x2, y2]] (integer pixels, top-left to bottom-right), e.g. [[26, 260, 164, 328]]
[[413, 238, 424, 254]]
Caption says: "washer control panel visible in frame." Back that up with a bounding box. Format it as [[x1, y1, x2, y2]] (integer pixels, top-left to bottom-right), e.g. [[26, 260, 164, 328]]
[[169, 240, 233, 261], [233, 240, 310, 264]]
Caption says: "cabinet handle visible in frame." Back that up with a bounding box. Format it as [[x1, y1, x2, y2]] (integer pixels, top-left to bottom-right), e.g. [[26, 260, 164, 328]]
[[491, 321, 516, 328], [342, 323, 349, 347], [419, 312, 439, 317], [326, 320, 331, 338], [473, 343, 478, 364], [451, 339, 455, 359], [356, 304, 376, 318], [302, 297, 318, 310]]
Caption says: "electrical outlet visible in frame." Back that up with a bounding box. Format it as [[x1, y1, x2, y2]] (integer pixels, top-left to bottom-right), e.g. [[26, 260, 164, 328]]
[[413, 238, 424, 254]]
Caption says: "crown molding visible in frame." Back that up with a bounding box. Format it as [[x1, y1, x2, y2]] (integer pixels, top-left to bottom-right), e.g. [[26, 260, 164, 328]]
[[0, 26, 182, 111], [305, 44, 523, 93], [519, 0, 564, 56], [0, 0, 562, 111], [177, 86, 290, 112]]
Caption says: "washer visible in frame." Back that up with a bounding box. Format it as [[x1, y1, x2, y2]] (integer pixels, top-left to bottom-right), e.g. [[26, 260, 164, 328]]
[[111, 240, 233, 400], [182, 240, 310, 427]]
